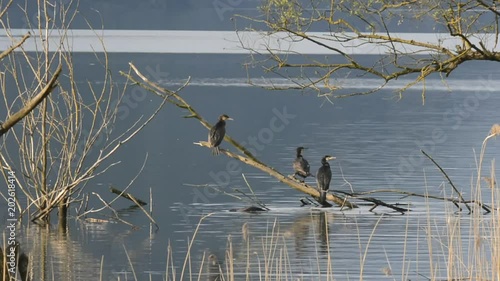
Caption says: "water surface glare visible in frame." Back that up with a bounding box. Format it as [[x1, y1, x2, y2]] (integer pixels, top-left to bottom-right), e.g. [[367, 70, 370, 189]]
[[2, 29, 500, 54]]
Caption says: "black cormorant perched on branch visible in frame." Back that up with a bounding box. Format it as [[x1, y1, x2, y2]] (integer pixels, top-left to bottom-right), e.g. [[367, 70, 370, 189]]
[[293, 147, 312, 181], [208, 114, 233, 155], [316, 155, 336, 205]]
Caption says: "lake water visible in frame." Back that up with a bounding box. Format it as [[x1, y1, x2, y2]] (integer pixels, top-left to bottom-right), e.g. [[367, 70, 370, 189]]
[[2, 49, 497, 281], [1, 18, 500, 281]]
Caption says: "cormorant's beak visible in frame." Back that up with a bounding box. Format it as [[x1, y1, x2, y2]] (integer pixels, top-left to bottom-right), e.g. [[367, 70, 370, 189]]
[[326, 156, 336, 161], [227, 117, 234, 121]]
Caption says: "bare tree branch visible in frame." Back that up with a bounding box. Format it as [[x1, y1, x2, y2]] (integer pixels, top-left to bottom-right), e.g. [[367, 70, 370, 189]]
[[237, 0, 500, 99], [0, 64, 61, 137]]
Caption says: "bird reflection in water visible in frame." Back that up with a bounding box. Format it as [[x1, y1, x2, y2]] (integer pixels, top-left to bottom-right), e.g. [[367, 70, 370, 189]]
[[206, 253, 222, 281], [317, 211, 330, 254], [286, 211, 332, 255]]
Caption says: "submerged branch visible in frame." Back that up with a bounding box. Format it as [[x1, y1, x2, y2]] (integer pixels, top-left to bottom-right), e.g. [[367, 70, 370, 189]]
[[90, 192, 137, 228], [110, 186, 147, 206]]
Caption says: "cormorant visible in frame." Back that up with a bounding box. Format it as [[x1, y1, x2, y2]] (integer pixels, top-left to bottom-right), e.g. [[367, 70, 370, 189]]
[[316, 155, 335, 205], [293, 147, 312, 181], [208, 114, 233, 155]]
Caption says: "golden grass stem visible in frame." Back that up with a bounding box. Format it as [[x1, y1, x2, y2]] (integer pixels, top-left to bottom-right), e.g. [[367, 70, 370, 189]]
[[123, 244, 138, 281], [99, 255, 104, 281], [196, 251, 205, 281], [180, 213, 214, 281], [359, 214, 384, 280]]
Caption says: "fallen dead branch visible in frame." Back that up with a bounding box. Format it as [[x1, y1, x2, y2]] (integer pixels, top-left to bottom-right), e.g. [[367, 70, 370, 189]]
[[334, 190, 410, 213], [121, 63, 358, 209], [109, 185, 159, 229], [90, 192, 137, 228], [334, 188, 491, 214], [110, 186, 147, 206]]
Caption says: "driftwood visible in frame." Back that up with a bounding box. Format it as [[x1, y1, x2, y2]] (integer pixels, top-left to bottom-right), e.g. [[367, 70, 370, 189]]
[[346, 189, 491, 214], [110, 186, 147, 206], [333, 190, 410, 213], [121, 63, 358, 209], [229, 206, 268, 213]]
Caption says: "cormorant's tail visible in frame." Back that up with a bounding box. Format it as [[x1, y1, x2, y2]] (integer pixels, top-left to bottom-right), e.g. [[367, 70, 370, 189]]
[[319, 190, 326, 205], [211, 147, 220, 155]]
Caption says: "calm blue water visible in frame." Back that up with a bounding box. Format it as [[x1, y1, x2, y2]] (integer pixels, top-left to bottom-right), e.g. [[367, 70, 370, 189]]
[[2, 51, 496, 280], [1, 2, 500, 280]]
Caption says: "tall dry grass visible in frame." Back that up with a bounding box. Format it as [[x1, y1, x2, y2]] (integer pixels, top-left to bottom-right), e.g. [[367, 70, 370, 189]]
[[154, 126, 500, 281]]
